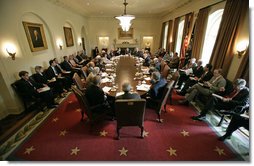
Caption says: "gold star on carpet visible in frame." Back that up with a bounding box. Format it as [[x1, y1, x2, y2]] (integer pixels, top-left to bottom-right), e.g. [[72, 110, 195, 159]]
[[169, 108, 175, 112], [166, 147, 177, 156], [119, 147, 128, 156], [75, 108, 81, 112], [70, 147, 80, 155], [52, 117, 59, 122], [24, 146, 35, 155], [100, 130, 108, 137], [180, 130, 189, 137], [59, 130, 67, 136], [143, 130, 149, 137], [214, 146, 226, 156]]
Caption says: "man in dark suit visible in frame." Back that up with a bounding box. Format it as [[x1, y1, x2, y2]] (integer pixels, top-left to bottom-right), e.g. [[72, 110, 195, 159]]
[[33, 66, 66, 98], [116, 82, 141, 100], [16, 71, 57, 109], [192, 78, 249, 121], [85, 76, 110, 113], [46, 60, 72, 91], [177, 63, 213, 96]]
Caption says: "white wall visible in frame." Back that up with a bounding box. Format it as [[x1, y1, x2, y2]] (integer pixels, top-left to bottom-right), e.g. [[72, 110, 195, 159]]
[[87, 17, 161, 54], [0, 0, 88, 119]]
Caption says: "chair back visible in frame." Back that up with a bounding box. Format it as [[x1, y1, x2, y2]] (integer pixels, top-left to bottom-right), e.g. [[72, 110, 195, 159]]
[[72, 86, 92, 120], [161, 64, 170, 79], [72, 73, 86, 92], [160, 60, 166, 72], [156, 80, 175, 114], [115, 99, 146, 127]]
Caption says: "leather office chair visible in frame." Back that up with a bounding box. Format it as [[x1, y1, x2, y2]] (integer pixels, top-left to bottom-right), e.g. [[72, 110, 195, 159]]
[[72, 73, 86, 92], [150, 80, 175, 122], [115, 99, 146, 139], [161, 64, 170, 79], [72, 86, 110, 127]]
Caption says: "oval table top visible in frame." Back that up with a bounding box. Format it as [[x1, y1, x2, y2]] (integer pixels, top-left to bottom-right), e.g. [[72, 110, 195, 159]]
[[100, 55, 151, 97]]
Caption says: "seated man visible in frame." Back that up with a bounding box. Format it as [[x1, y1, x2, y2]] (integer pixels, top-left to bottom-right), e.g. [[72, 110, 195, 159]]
[[179, 69, 226, 105], [218, 111, 249, 141], [169, 52, 180, 69], [177, 63, 213, 96], [16, 71, 58, 109], [85, 67, 100, 88], [85, 76, 111, 113], [192, 78, 249, 121], [116, 82, 141, 100], [148, 71, 167, 100], [33, 66, 66, 98]]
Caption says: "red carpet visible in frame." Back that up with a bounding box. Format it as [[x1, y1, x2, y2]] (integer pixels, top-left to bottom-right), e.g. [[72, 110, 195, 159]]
[[8, 92, 241, 161]]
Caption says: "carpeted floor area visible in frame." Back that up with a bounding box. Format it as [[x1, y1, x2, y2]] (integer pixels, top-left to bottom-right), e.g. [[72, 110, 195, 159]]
[[4, 92, 244, 161]]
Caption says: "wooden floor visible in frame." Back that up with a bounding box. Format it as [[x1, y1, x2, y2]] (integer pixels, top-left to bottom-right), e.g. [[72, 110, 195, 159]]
[[0, 111, 38, 145]]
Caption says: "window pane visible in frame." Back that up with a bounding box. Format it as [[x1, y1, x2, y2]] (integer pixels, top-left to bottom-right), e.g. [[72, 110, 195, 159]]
[[201, 9, 224, 66], [162, 22, 169, 49], [175, 19, 185, 54]]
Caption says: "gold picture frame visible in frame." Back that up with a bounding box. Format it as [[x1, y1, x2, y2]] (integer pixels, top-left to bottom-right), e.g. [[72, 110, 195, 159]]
[[118, 28, 134, 39], [22, 21, 48, 52], [63, 27, 74, 47]]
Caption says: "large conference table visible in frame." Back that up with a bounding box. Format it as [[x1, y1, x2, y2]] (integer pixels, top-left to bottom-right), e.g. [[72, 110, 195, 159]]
[[100, 55, 151, 97]]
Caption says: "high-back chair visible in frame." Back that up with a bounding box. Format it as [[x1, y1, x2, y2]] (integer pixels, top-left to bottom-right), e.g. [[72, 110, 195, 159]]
[[160, 60, 167, 72], [72, 86, 109, 126], [161, 64, 170, 79], [72, 73, 86, 92], [115, 99, 146, 139], [154, 80, 175, 122]]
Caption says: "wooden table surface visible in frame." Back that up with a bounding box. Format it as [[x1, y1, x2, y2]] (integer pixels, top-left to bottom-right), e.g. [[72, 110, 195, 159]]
[[101, 55, 151, 97]]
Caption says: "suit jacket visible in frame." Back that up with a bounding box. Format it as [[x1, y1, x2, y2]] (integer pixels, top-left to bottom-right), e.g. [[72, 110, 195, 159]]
[[46, 66, 59, 80], [61, 61, 73, 71], [230, 87, 249, 107], [200, 71, 213, 82], [85, 84, 105, 107], [208, 75, 226, 93], [116, 92, 141, 100], [33, 73, 48, 84], [15, 78, 43, 99], [193, 66, 204, 78]]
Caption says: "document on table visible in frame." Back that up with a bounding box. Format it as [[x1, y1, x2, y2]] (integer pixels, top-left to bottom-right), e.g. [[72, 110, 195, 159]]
[[144, 77, 151, 81], [116, 92, 124, 97], [136, 84, 151, 91], [102, 86, 111, 93], [101, 77, 112, 83], [101, 72, 108, 77]]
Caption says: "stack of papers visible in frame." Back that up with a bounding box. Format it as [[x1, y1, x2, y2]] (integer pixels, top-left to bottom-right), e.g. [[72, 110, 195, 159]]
[[105, 68, 114, 72], [102, 86, 111, 93], [101, 72, 108, 77], [101, 78, 112, 83], [136, 84, 151, 91], [116, 92, 124, 97]]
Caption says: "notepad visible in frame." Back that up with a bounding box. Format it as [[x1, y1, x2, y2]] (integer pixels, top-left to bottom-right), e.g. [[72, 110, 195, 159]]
[[38, 86, 50, 93], [102, 86, 111, 93], [212, 93, 224, 100], [116, 92, 124, 97]]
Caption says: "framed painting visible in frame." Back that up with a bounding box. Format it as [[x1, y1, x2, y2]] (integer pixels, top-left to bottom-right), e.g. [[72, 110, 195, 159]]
[[118, 28, 133, 39], [63, 27, 74, 47], [22, 21, 48, 52]]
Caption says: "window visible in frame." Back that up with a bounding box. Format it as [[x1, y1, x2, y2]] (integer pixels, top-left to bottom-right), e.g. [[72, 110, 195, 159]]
[[201, 9, 224, 65], [175, 19, 185, 54], [162, 22, 169, 49]]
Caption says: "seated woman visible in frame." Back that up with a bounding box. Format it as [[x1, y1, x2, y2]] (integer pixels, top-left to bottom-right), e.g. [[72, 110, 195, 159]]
[[116, 82, 141, 100]]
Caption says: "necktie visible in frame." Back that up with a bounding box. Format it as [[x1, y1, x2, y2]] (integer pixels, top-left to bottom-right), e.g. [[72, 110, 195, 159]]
[[27, 80, 36, 90]]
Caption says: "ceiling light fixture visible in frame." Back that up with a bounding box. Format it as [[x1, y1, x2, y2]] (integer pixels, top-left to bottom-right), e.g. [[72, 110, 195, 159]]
[[115, 0, 135, 32]]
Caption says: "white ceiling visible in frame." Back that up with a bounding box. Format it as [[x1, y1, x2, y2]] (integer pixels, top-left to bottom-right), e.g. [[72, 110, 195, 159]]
[[48, 0, 192, 17]]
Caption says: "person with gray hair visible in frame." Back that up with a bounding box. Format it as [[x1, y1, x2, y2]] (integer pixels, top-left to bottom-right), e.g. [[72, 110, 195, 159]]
[[191, 78, 249, 121], [85, 67, 100, 88], [116, 82, 141, 100], [148, 71, 167, 99]]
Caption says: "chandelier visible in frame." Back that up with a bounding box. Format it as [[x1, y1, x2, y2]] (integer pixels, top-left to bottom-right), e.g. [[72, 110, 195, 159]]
[[115, 0, 135, 32]]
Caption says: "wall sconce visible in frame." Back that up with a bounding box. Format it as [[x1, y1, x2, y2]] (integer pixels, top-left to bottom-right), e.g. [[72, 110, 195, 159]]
[[78, 38, 82, 46], [59, 44, 63, 50], [56, 39, 63, 50], [6, 45, 16, 60], [236, 41, 248, 58]]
